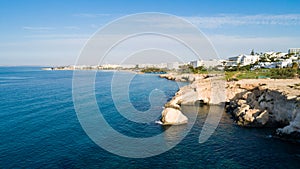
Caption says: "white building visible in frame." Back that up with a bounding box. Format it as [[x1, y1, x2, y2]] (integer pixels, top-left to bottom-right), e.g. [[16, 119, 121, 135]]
[[119, 64, 136, 69], [227, 54, 260, 66], [277, 59, 293, 68], [202, 59, 225, 69], [288, 48, 300, 54], [167, 62, 182, 70], [189, 59, 224, 69], [276, 52, 288, 58], [137, 63, 167, 69], [258, 62, 277, 69], [189, 60, 203, 68], [102, 64, 121, 69]]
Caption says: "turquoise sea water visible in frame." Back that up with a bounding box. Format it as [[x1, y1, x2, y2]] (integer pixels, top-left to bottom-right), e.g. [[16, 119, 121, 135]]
[[1, 67, 300, 168]]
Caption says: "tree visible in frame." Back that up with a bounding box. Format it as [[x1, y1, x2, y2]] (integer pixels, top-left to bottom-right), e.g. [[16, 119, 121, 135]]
[[221, 61, 227, 67], [292, 62, 299, 70], [250, 49, 255, 55], [237, 63, 241, 71], [260, 55, 268, 62]]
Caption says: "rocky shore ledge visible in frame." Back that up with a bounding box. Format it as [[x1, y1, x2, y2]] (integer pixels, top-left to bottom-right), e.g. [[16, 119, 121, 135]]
[[160, 73, 300, 142]]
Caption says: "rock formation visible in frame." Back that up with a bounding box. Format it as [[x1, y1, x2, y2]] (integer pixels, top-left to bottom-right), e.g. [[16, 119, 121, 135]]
[[226, 79, 300, 141], [160, 75, 225, 125], [160, 73, 300, 141], [160, 85, 193, 125], [159, 73, 208, 82], [161, 108, 188, 125]]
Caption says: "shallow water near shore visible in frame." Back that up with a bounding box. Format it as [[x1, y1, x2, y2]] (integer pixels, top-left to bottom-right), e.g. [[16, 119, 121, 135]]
[[1, 67, 300, 168]]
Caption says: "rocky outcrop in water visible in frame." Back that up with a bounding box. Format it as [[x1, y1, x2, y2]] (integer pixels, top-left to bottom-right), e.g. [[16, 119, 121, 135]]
[[160, 74, 224, 125], [161, 108, 188, 125], [226, 79, 300, 141], [160, 73, 300, 141], [160, 85, 191, 125]]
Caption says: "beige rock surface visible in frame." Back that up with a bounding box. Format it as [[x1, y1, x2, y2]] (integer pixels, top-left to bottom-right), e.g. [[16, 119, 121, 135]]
[[227, 79, 300, 136], [161, 108, 188, 125], [160, 73, 300, 138]]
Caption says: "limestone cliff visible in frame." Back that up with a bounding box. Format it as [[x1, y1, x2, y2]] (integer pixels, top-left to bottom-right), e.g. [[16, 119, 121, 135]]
[[160, 73, 300, 141], [226, 79, 300, 140]]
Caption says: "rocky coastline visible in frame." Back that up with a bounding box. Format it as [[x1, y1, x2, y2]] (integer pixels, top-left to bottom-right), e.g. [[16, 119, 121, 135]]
[[160, 73, 300, 142]]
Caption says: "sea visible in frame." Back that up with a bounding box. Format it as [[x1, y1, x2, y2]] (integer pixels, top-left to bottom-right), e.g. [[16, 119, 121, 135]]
[[0, 66, 299, 169]]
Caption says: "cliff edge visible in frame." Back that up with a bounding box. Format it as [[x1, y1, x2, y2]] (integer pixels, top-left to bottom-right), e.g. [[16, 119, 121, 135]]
[[160, 74, 300, 142]]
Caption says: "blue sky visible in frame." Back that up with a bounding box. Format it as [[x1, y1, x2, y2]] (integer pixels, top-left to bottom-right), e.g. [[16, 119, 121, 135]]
[[1, 0, 300, 65]]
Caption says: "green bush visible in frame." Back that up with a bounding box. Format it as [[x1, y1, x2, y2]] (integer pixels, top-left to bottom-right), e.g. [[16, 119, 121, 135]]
[[270, 68, 297, 79], [189, 66, 207, 74], [141, 67, 167, 73]]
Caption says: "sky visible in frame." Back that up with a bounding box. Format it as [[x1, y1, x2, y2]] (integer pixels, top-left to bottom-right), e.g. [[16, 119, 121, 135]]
[[1, 0, 300, 66]]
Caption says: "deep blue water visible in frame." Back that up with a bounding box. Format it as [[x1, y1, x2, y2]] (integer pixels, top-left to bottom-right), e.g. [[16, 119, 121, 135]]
[[1, 67, 300, 169]]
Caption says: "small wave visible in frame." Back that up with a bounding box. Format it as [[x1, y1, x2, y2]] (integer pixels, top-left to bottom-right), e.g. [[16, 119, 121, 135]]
[[155, 120, 163, 125], [0, 76, 33, 80]]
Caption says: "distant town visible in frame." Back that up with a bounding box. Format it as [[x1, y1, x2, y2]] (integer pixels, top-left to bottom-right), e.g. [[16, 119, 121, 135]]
[[44, 48, 300, 73]]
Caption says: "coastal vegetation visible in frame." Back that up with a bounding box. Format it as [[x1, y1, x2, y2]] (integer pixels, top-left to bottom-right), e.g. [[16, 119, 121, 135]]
[[186, 63, 299, 81], [188, 65, 207, 74], [140, 67, 167, 74], [225, 65, 299, 81]]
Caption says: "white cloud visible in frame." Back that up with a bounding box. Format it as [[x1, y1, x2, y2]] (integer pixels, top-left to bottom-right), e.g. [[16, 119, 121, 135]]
[[207, 34, 300, 58], [0, 38, 87, 66], [22, 26, 55, 31], [90, 24, 102, 29], [63, 26, 80, 30], [23, 34, 90, 39], [23, 26, 82, 31], [186, 14, 300, 28], [9, 14, 300, 65], [73, 13, 111, 18]]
